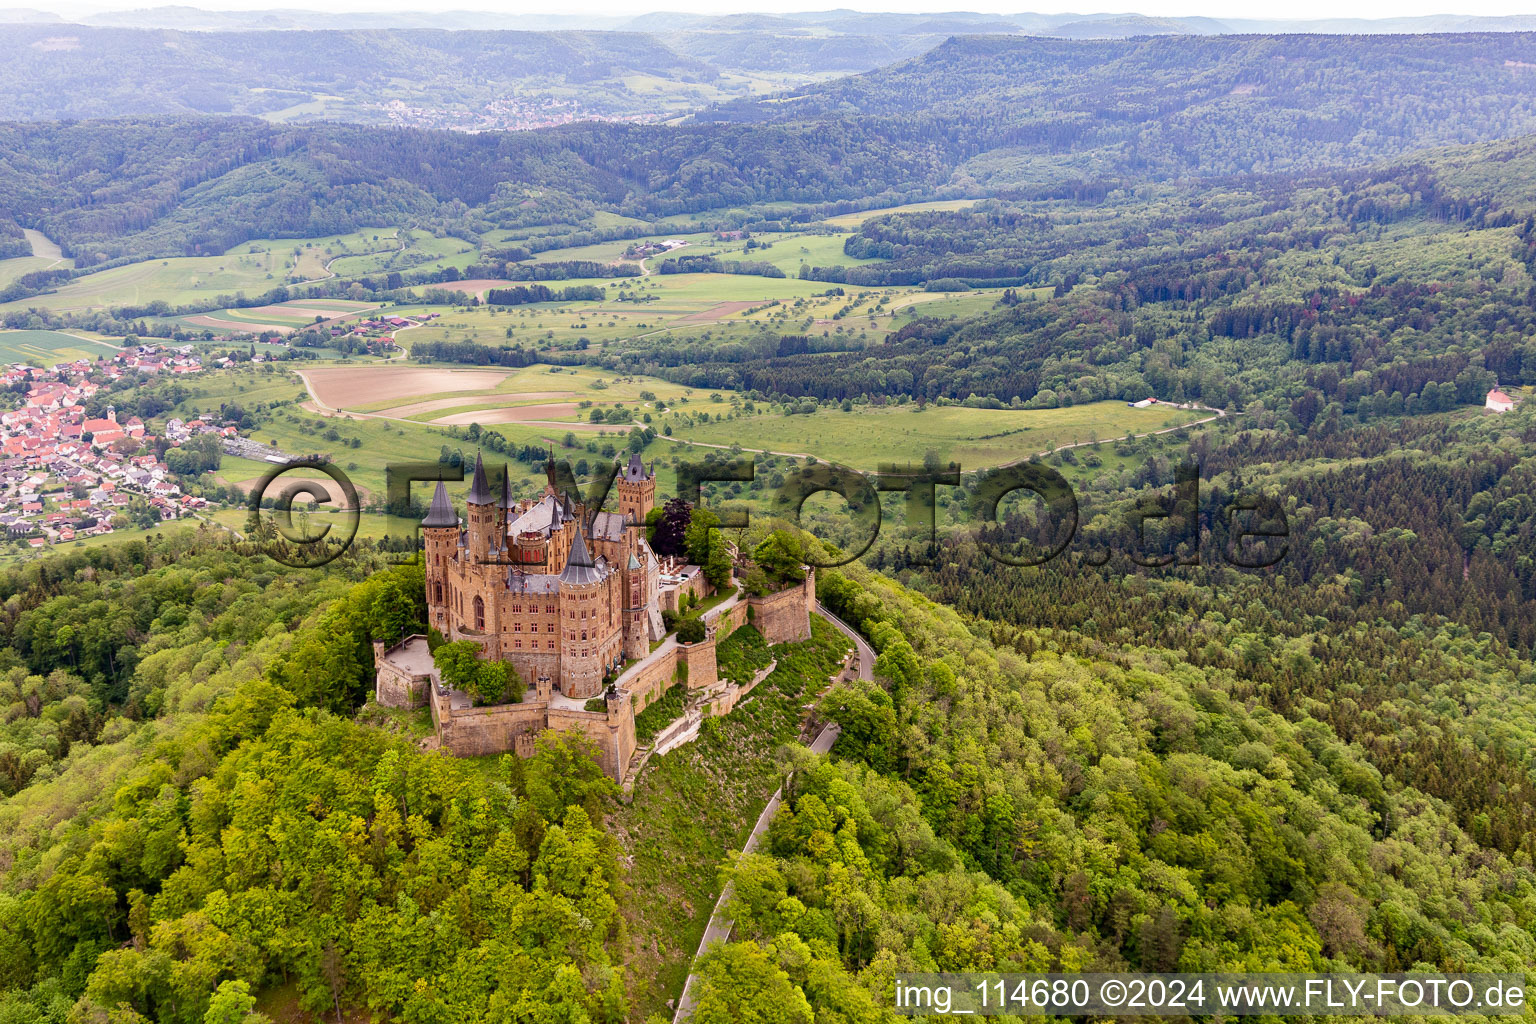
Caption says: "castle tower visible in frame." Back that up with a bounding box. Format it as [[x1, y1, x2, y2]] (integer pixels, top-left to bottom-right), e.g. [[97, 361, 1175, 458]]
[[558, 526, 606, 699], [616, 452, 656, 527], [622, 551, 649, 660], [465, 452, 497, 565], [422, 481, 458, 635]]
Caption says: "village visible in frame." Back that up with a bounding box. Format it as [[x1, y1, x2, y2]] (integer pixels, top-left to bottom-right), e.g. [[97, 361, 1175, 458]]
[[0, 345, 217, 549]]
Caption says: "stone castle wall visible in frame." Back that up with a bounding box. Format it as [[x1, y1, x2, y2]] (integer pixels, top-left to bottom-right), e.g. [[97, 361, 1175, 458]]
[[428, 687, 636, 779], [746, 569, 815, 645], [374, 639, 431, 709]]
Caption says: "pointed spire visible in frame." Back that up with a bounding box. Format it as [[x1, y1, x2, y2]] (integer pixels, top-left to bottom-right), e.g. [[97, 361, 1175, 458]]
[[560, 525, 602, 585], [498, 465, 513, 509], [422, 481, 457, 528], [466, 450, 494, 505]]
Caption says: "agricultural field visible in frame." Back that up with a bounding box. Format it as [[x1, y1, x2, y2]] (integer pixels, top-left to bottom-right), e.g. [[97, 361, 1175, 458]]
[[0, 226, 449, 315], [174, 297, 383, 336], [227, 228, 405, 283], [325, 229, 479, 278], [660, 399, 1210, 470], [400, 272, 1027, 354], [0, 329, 117, 365], [294, 361, 695, 447], [820, 198, 979, 230], [0, 249, 293, 313], [0, 229, 66, 288]]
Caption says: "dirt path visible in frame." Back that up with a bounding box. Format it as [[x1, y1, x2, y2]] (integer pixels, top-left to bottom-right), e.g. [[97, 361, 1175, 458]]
[[302, 231, 405, 284], [24, 229, 65, 269], [997, 404, 1228, 469]]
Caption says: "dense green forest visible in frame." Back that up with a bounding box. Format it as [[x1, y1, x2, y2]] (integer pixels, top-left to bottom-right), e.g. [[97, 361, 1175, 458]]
[[684, 562, 1536, 1018], [708, 34, 1536, 189], [0, 117, 936, 262]]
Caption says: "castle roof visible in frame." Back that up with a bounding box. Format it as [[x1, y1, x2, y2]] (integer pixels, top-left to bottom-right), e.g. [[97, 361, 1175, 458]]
[[621, 452, 653, 484], [560, 527, 604, 586], [509, 492, 566, 537], [422, 481, 457, 528], [466, 451, 495, 505], [591, 509, 628, 542], [506, 571, 560, 594]]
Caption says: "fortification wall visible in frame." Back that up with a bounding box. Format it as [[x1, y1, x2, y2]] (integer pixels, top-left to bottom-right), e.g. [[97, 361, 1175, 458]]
[[747, 570, 814, 645], [712, 599, 748, 640], [436, 697, 550, 758], [621, 646, 680, 713], [547, 705, 633, 780], [678, 638, 717, 692], [374, 638, 431, 709]]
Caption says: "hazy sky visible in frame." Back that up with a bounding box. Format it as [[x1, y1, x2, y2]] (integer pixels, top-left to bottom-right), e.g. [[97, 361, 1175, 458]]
[[23, 0, 1536, 20]]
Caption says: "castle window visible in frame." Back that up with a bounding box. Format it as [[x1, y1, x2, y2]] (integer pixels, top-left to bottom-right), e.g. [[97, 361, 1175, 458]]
[[513, 622, 521, 632], [433, 581, 442, 603], [473, 595, 485, 631], [581, 630, 587, 641], [514, 639, 522, 649]]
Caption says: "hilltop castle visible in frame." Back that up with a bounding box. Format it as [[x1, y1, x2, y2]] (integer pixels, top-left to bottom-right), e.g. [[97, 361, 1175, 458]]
[[374, 451, 823, 783], [421, 451, 665, 700]]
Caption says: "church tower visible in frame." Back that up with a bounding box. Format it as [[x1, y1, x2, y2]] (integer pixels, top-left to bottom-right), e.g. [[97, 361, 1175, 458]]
[[421, 481, 457, 635], [464, 452, 497, 565], [616, 453, 656, 527]]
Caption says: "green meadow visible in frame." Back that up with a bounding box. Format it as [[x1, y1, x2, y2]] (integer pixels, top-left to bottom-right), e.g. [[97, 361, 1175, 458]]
[[662, 400, 1208, 471], [326, 230, 479, 278], [820, 199, 980, 230], [0, 330, 115, 365]]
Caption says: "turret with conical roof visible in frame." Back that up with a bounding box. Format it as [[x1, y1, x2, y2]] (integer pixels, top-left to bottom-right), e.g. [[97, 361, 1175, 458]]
[[466, 451, 495, 505], [421, 480, 457, 634], [559, 525, 603, 586], [422, 480, 457, 528], [558, 524, 611, 699], [465, 452, 499, 564], [497, 465, 514, 551]]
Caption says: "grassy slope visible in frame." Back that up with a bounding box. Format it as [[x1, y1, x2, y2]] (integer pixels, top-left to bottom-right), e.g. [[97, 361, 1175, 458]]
[[609, 617, 849, 1019]]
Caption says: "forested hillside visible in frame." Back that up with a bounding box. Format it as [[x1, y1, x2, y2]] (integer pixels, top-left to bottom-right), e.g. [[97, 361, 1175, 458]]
[[0, 27, 716, 124], [5, 33, 1536, 265], [684, 563, 1536, 1018], [705, 34, 1536, 187], [0, 117, 939, 263]]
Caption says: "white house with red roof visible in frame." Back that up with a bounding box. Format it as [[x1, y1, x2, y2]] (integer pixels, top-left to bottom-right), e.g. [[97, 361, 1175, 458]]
[[1486, 388, 1517, 413]]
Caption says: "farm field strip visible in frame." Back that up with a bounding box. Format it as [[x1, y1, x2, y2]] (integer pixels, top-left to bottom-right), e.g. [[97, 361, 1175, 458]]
[[0, 329, 121, 364], [662, 401, 1209, 471]]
